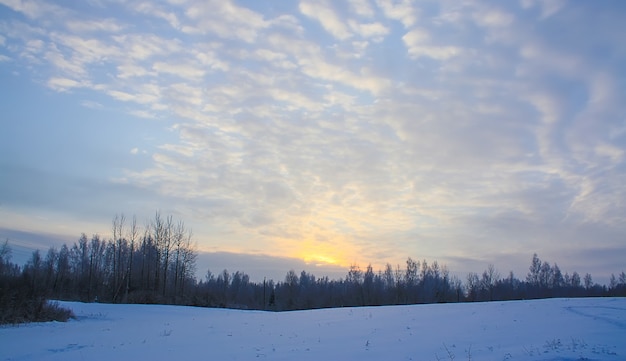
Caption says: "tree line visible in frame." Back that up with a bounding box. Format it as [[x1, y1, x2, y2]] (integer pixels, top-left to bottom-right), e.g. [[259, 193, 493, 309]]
[[2, 212, 626, 322], [0, 212, 197, 323]]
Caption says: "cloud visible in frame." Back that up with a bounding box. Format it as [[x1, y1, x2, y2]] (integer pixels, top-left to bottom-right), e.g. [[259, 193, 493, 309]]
[[299, 0, 351, 40], [116, 63, 152, 79], [473, 9, 514, 28], [348, 0, 375, 18], [521, 0, 566, 19], [0, 0, 68, 20], [348, 20, 389, 40], [182, 0, 268, 42], [65, 18, 126, 33], [81, 100, 103, 109], [129, 110, 156, 119], [0, 164, 161, 236], [43, 44, 87, 76], [107, 89, 159, 105], [112, 34, 182, 61], [253, 49, 296, 69], [298, 57, 390, 95], [375, 0, 418, 28], [402, 28, 462, 60], [152, 61, 206, 80], [267, 88, 323, 112], [50, 32, 122, 65], [518, 40, 583, 77], [47, 77, 83, 91], [0, 227, 73, 265], [131, 2, 181, 29]]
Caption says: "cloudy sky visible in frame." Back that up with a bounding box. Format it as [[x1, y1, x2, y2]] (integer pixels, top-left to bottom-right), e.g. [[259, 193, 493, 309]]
[[1, 0, 625, 282]]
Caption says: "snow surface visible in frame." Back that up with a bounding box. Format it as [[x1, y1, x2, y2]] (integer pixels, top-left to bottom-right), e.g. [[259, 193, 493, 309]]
[[1, 298, 625, 360]]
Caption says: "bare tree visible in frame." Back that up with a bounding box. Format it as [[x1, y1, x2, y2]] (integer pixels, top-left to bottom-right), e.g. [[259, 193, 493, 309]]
[[88, 235, 106, 301], [179, 229, 196, 299], [112, 214, 127, 301], [151, 211, 165, 293], [172, 220, 186, 300], [140, 223, 151, 291], [481, 264, 499, 301], [162, 215, 174, 297], [0, 239, 11, 275], [527, 253, 541, 285], [125, 215, 139, 301], [570, 271, 581, 288], [405, 257, 419, 288], [466, 272, 480, 302], [584, 273, 593, 289]]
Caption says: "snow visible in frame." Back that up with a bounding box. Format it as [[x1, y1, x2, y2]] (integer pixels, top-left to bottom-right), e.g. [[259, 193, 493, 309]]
[[1, 298, 625, 360]]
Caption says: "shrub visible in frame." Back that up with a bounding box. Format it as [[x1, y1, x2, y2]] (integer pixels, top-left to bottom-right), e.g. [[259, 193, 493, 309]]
[[0, 283, 75, 325], [37, 300, 75, 323]]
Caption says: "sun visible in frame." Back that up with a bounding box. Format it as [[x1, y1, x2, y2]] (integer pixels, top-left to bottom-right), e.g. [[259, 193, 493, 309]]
[[290, 235, 355, 268], [302, 253, 340, 266], [273, 216, 360, 269]]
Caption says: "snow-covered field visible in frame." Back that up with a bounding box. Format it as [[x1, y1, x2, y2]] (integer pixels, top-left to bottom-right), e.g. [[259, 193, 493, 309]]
[[1, 298, 625, 361]]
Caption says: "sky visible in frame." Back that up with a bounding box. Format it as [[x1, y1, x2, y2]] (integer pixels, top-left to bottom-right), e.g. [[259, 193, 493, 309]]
[[1, 0, 625, 283]]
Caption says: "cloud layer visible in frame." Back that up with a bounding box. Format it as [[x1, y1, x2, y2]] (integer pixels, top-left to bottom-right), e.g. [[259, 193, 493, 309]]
[[1, 0, 625, 279]]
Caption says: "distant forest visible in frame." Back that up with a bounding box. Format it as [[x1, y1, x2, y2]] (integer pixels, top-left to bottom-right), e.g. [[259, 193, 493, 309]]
[[1, 212, 626, 322]]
